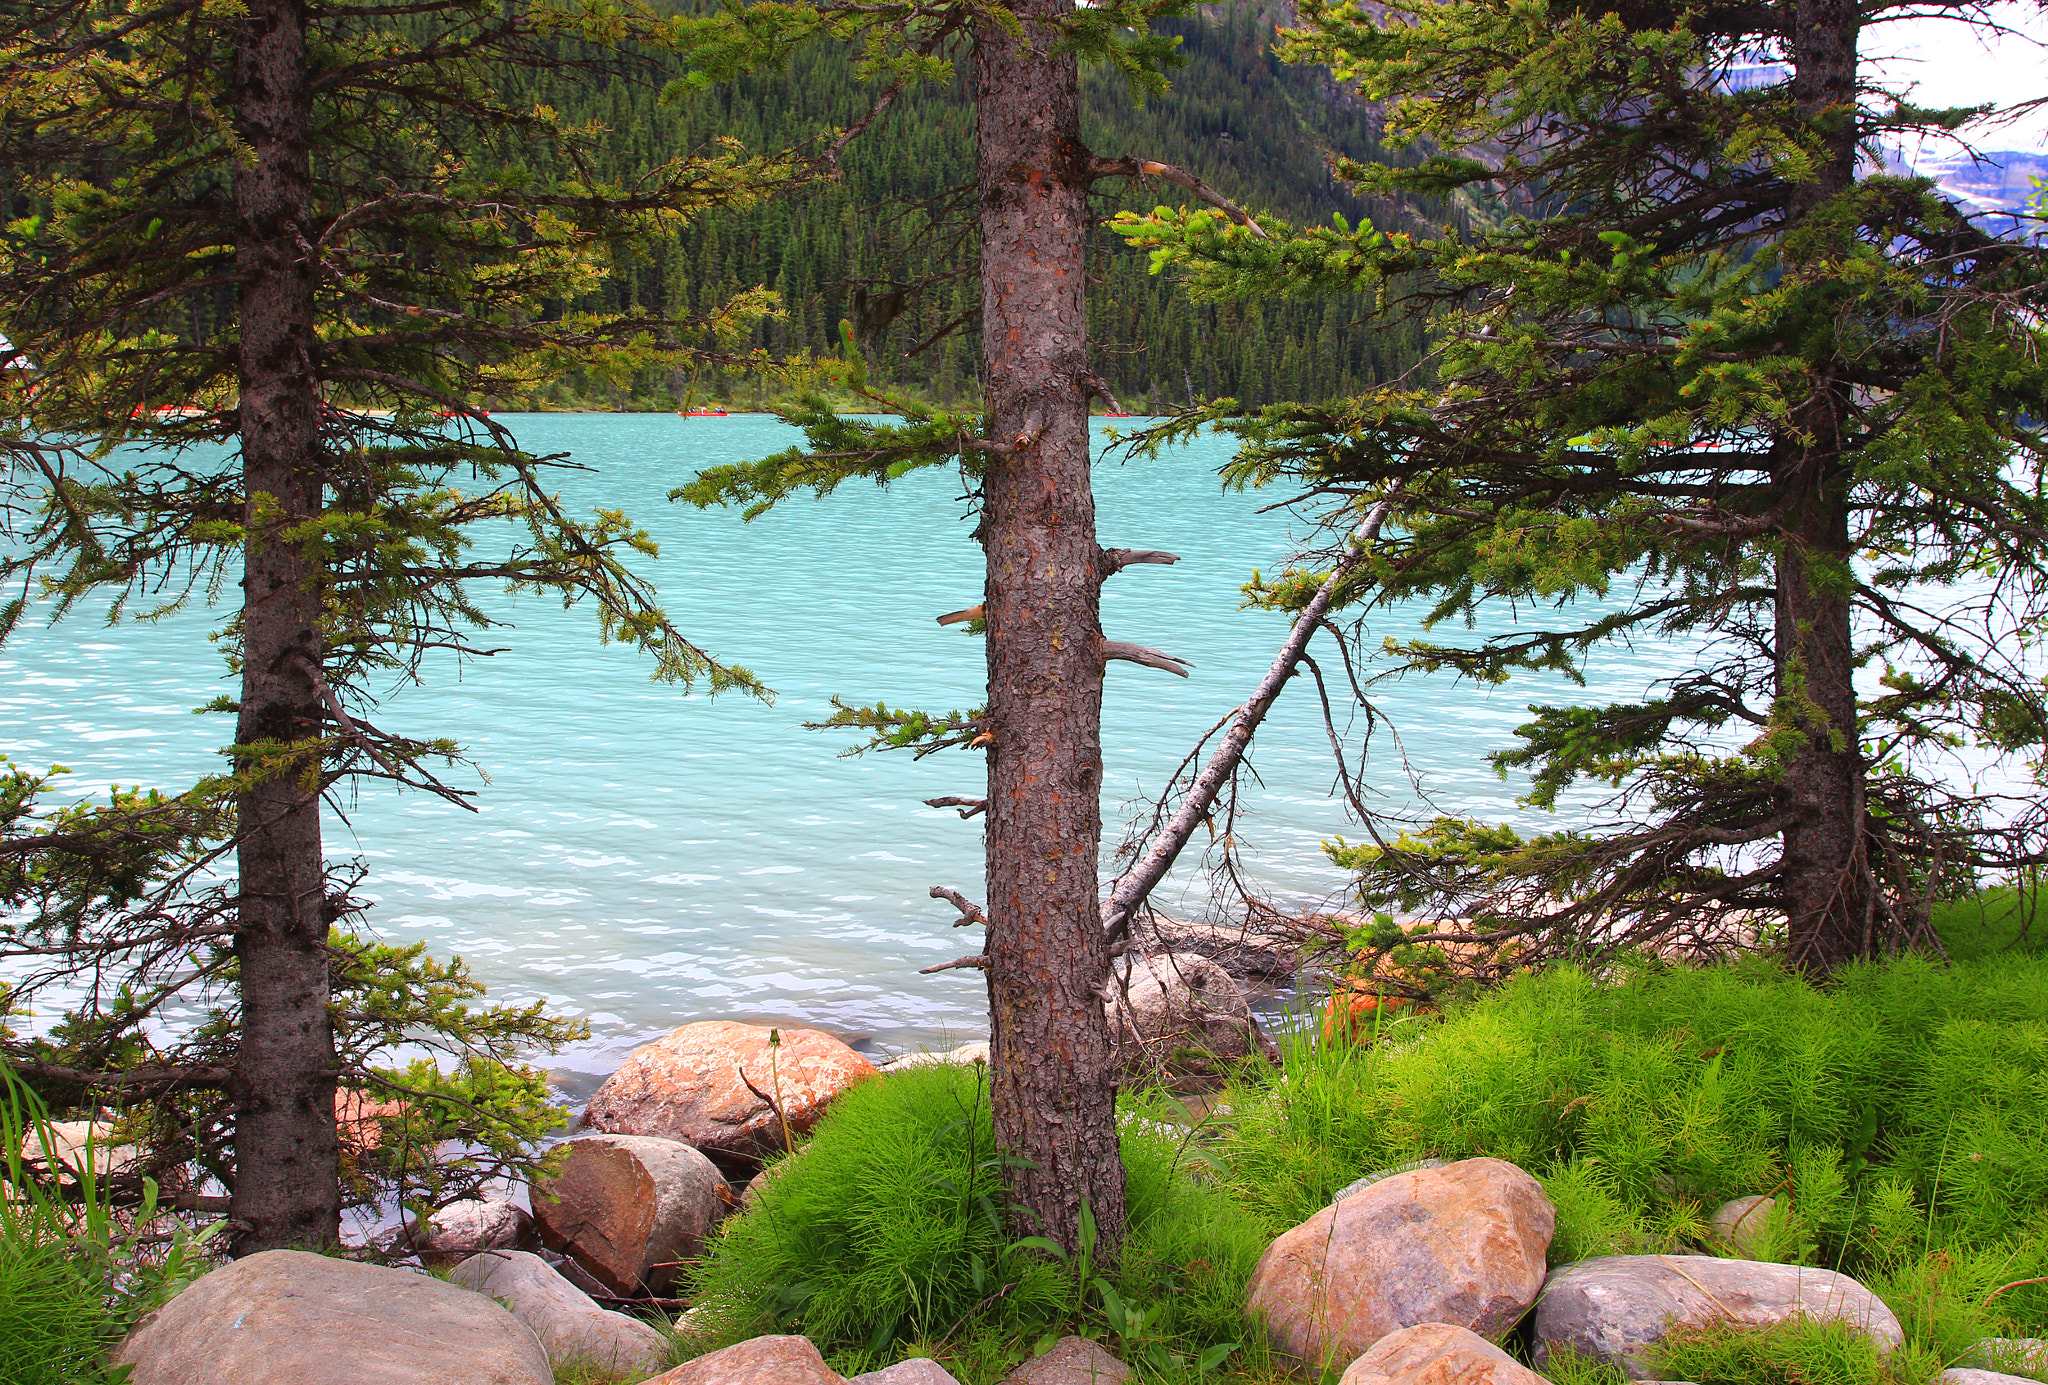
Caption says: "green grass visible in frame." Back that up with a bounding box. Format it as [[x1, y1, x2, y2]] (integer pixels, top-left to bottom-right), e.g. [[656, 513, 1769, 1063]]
[[1201, 945, 2048, 1378], [1932, 884, 2048, 962], [675, 925, 2048, 1384], [0, 1065, 217, 1384], [680, 1060, 1279, 1381], [1647, 1318, 1942, 1385]]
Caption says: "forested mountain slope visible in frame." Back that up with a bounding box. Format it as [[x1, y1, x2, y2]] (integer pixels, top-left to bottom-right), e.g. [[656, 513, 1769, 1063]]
[[511, 3, 1434, 409]]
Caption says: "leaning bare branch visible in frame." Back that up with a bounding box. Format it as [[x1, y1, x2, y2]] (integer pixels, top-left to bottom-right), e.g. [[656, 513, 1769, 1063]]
[[1101, 492, 1400, 944], [925, 795, 988, 818], [936, 604, 983, 626]]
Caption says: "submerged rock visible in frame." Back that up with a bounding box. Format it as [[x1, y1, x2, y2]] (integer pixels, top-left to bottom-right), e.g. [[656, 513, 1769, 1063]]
[[532, 1132, 731, 1297], [116, 1249, 549, 1385], [1246, 1156, 1555, 1376], [584, 1021, 876, 1163], [1532, 1256, 1903, 1377]]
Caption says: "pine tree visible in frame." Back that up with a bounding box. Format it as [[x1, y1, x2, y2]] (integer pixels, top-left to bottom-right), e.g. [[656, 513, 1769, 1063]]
[[1119, 0, 2048, 971], [669, 0, 1290, 1258], [1, 0, 790, 1250]]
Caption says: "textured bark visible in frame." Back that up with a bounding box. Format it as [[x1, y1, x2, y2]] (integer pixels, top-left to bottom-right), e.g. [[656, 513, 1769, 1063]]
[[1776, 0, 1869, 973], [228, 0, 340, 1252], [974, 0, 1126, 1258]]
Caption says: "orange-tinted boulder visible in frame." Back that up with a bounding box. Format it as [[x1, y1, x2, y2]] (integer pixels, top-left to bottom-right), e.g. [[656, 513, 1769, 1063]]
[[1247, 1157, 1555, 1377], [531, 1133, 730, 1297], [641, 1335, 846, 1385], [584, 1021, 876, 1163], [1340, 1322, 1553, 1385]]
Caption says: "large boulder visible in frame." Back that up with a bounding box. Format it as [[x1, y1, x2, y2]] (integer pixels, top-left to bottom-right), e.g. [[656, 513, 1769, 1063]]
[[1003, 1335, 1131, 1384], [641, 1334, 846, 1384], [451, 1250, 667, 1376], [584, 1021, 877, 1163], [1945, 1372, 2040, 1385], [1332, 1159, 1449, 1206], [1247, 1156, 1555, 1377], [532, 1133, 731, 1297], [1532, 1256, 1904, 1377], [1340, 1322, 1553, 1385], [405, 1198, 532, 1266], [1104, 950, 1279, 1087], [116, 1249, 550, 1385]]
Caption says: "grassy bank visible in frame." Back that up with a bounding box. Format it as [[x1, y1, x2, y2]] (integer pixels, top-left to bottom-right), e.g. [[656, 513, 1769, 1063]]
[[10, 900, 2044, 1385], [682, 913, 2048, 1385]]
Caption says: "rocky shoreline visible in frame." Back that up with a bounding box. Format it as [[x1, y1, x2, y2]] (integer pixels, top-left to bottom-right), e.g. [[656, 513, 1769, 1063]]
[[112, 1144, 2048, 1385], [103, 917, 2048, 1385]]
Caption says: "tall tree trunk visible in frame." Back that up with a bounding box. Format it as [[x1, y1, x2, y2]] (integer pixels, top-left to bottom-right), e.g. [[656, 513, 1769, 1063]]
[[1776, 0, 1870, 973], [228, 0, 340, 1252], [975, 0, 1126, 1259]]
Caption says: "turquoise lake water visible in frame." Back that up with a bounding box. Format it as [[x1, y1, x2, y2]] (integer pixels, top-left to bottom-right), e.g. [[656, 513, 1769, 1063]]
[[2, 414, 1691, 1091]]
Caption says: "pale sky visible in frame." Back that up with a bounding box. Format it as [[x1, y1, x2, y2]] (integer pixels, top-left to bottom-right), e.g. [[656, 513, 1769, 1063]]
[[1866, 2, 2048, 149]]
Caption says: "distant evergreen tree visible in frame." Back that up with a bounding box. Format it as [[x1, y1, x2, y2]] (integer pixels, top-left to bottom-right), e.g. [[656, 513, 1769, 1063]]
[[515, 3, 1434, 408]]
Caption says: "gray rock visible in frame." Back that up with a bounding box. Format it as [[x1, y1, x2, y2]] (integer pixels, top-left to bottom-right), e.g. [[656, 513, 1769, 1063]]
[[1945, 1372, 2042, 1385], [642, 1334, 846, 1384], [1532, 1256, 1903, 1377], [532, 1132, 731, 1297], [1331, 1157, 1448, 1205], [406, 1197, 531, 1265], [850, 1360, 965, 1385], [1248, 1157, 1556, 1375], [1127, 913, 1298, 980], [1104, 950, 1278, 1088], [878, 1042, 989, 1073], [1003, 1336, 1130, 1384], [450, 1249, 667, 1375], [116, 1249, 550, 1385], [1708, 1195, 1781, 1258], [542, 1246, 615, 1300]]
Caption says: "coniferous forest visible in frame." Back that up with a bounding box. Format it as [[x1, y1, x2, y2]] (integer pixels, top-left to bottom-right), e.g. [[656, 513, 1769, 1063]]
[[518, 3, 1435, 409]]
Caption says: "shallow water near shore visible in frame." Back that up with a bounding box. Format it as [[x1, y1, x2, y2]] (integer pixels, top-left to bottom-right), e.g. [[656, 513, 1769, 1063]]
[[3, 413, 1690, 1095]]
